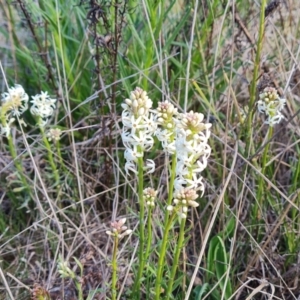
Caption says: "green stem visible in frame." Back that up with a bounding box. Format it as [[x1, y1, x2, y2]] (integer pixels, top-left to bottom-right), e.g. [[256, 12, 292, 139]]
[[7, 135, 31, 193], [245, 0, 267, 153], [39, 125, 60, 185], [255, 126, 273, 219], [166, 218, 186, 300], [55, 140, 67, 173], [0, 116, 29, 194], [0, 105, 31, 196], [145, 207, 153, 262], [75, 281, 84, 300], [167, 155, 177, 206], [154, 212, 177, 300], [111, 236, 119, 300], [7, 136, 20, 169], [133, 155, 145, 298], [153, 154, 177, 299], [163, 155, 177, 228]]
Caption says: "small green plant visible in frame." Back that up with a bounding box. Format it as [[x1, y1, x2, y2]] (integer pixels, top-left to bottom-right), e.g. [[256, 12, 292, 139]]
[[106, 218, 133, 300], [57, 256, 84, 300], [206, 220, 235, 300]]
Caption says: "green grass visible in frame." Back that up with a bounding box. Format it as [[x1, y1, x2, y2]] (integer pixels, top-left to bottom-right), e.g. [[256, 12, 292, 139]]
[[1, 0, 300, 299]]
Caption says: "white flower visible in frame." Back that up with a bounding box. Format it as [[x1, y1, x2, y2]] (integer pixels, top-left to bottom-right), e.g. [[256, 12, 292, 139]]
[[1, 84, 29, 117], [145, 112, 157, 134], [155, 128, 173, 142], [144, 159, 155, 174], [124, 146, 143, 162], [175, 130, 194, 158], [130, 115, 146, 133], [121, 88, 155, 175], [175, 162, 189, 177], [162, 141, 176, 154], [0, 85, 29, 136], [121, 110, 132, 125], [265, 112, 284, 125], [174, 177, 187, 191], [257, 100, 266, 113], [194, 156, 208, 173], [172, 110, 211, 208], [125, 161, 138, 175], [185, 174, 205, 192], [0, 121, 11, 137], [121, 130, 135, 147], [130, 131, 154, 150], [30, 91, 56, 120], [156, 127, 176, 153]]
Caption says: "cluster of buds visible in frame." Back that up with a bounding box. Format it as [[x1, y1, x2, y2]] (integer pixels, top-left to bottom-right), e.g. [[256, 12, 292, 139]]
[[155, 101, 178, 154], [236, 105, 249, 125], [121, 87, 156, 174], [57, 258, 76, 279], [257, 87, 286, 126], [168, 188, 199, 219], [106, 218, 132, 239], [143, 187, 158, 207], [0, 85, 29, 136], [46, 128, 62, 142]]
